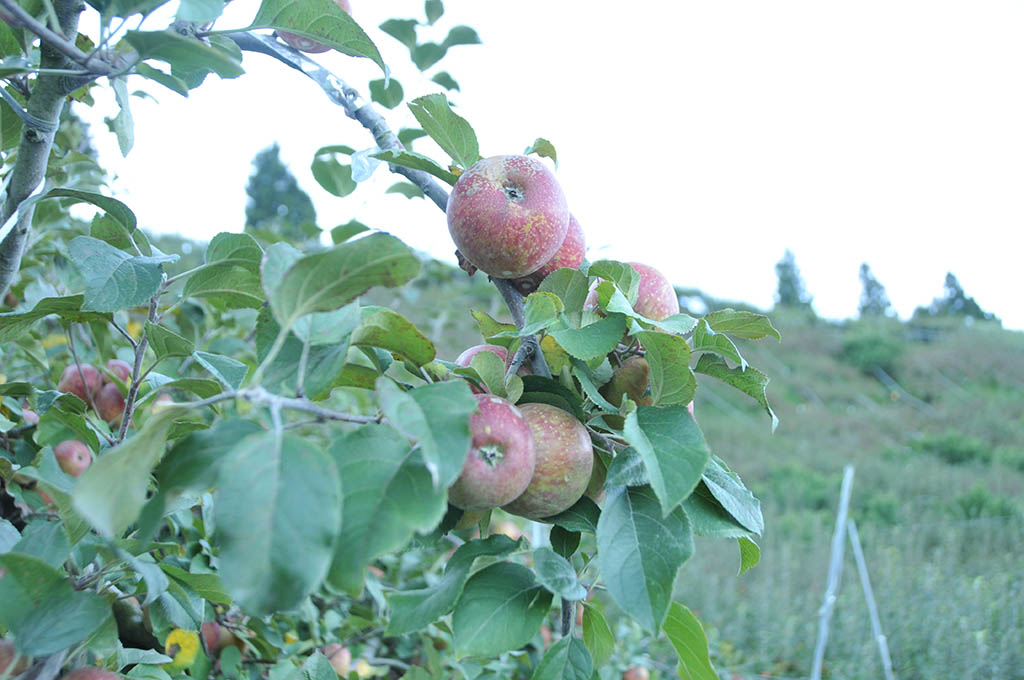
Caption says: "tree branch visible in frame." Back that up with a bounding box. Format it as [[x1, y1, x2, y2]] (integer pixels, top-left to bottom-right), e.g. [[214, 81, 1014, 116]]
[[229, 33, 552, 376], [0, 0, 119, 77]]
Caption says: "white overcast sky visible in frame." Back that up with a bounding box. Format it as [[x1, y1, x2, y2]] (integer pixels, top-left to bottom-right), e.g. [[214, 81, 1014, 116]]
[[76, 0, 1024, 330]]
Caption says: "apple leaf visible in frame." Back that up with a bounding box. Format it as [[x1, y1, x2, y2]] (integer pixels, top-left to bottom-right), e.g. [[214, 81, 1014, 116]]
[[550, 314, 627, 361], [431, 71, 459, 91], [387, 534, 522, 635], [596, 485, 693, 634], [692, 318, 747, 369], [582, 602, 615, 668], [311, 145, 357, 197], [215, 432, 341, 615], [633, 331, 696, 406], [0, 553, 111, 656], [531, 636, 593, 680], [182, 266, 265, 309], [248, 0, 387, 75], [351, 307, 436, 366], [538, 267, 589, 328], [738, 537, 761, 575], [331, 220, 371, 244], [622, 405, 709, 518], [176, 0, 223, 23], [588, 260, 639, 304], [543, 494, 601, 534], [408, 94, 480, 170], [369, 77, 404, 109], [0, 296, 110, 342], [193, 351, 248, 389], [524, 137, 558, 169], [603, 446, 648, 489], [663, 602, 717, 680], [204, 231, 263, 272], [145, 322, 195, 361], [701, 456, 764, 536], [268, 232, 419, 334], [372, 149, 459, 185], [326, 425, 447, 594], [39, 188, 138, 238], [70, 236, 177, 312], [156, 418, 265, 497], [254, 307, 350, 399], [532, 547, 587, 601], [124, 30, 244, 79], [452, 562, 553, 657], [693, 353, 778, 432], [379, 18, 417, 48], [704, 308, 782, 341], [386, 181, 425, 199]]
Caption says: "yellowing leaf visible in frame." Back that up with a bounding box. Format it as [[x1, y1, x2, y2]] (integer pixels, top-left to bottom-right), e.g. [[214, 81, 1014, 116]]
[[164, 629, 200, 668]]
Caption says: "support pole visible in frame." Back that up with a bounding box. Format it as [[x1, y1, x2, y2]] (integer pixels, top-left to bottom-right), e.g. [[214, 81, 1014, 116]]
[[847, 518, 897, 680]]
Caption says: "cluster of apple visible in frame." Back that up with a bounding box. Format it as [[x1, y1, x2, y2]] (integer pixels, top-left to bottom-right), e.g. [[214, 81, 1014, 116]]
[[443, 154, 685, 522]]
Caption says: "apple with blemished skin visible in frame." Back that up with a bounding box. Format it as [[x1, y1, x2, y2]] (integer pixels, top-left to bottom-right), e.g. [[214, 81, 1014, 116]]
[[105, 359, 133, 384], [278, 0, 352, 53], [447, 155, 569, 279], [447, 394, 536, 511], [94, 383, 126, 424], [512, 213, 586, 294], [201, 621, 239, 657], [629, 261, 679, 321], [57, 363, 102, 402], [54, 440, 92, 477], [503, 403, 593, 520]]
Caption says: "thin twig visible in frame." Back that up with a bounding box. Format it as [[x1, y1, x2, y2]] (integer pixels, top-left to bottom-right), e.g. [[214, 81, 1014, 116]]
[[117, 286, 162, 441]]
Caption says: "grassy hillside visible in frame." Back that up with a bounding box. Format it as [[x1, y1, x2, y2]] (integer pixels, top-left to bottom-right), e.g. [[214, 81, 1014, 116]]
[[373, 261, 1024, 680]]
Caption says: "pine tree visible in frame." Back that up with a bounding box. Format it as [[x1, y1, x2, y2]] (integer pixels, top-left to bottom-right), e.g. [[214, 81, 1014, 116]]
[[244, 143, 318, 242], [858, 263, 893, 317], [774, 249, 813, 310], [915, 272, 998, 323]]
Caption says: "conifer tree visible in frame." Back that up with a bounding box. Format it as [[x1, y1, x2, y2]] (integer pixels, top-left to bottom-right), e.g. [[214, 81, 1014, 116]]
[[244, 143, 318, 242]]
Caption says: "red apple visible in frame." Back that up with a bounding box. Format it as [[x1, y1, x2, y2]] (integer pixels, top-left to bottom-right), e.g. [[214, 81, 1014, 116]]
[[322, 644, 351, 676], [629, 262, 679, 321], [455, 344, 508, 367], [94, 383, 126, 424], [447, 155, 569, 279], [21, 405, 39, 425], [512, 213, 586, 294], [447, 394, 535, 511], [54, 440, 92, 478], [61, 669, 122, 680], [105, 359, 133, 384], [279, 0, 352, 53], [622, 667, 650, 680], [0, 640, 30, 676], [57, 363, 102, 402], [503, 403, 594, 520], [201, 621, 238, 657]]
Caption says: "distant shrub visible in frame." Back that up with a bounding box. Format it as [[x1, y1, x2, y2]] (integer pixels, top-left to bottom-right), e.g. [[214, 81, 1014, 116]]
[[911, 431, 992, 465], [765, 463, 836, 513], [838, 332, 905, 375], [948, 483, 1019, 520], [995, 446, 1024, 473]]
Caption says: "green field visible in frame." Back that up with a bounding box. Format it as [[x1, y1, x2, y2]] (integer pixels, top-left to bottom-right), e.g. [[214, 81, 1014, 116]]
[[376, 265, 1024, 680]]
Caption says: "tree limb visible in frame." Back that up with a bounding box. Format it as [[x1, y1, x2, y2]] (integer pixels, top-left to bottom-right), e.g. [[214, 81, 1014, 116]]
[[228, 33, 552, 376]]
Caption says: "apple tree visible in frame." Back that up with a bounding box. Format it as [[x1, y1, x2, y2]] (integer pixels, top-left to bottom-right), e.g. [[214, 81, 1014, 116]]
[[0, 1, 780, 678]]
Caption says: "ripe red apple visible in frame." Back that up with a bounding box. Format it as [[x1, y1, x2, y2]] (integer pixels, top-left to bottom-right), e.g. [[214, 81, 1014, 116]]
[[447, 155, 569, 279], [105, 359, 133, 384], [57, 363, 102, 402], [502, 403, 594, 520], [21, 405, 39, 425], [94, 383, 126, 424], [0, 640, 30, 676], [455, 344, 508, 394], [322, 644, 351, 676], [279, 0, 351, 53], [61, 669, 122, 680], [622, 667, 650, 680], [512, 213, 586, 294], [447, 394, 536, 511], [201, 621, 238, 657], [54, 440, 92, 477], [629, 262, 679, 321]]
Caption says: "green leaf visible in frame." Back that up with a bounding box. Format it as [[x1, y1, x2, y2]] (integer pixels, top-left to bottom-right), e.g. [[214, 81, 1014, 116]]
[[387, 534, 521, 635], [269, 233, 419, 333], [331, 220, 370, 244], [0, 295, 110, 342], [156, 418, 264, 496], [124, 30, 244, 79], [376, 379, 475, 488], [538, 268, 589, 327], [379, 18, 417, 48], [176, 0, 223, 23], [145, 322, 195, 360], [215, 432, 341, 615], [462, 349, 521, 402], [372, 148, 459, 185], [248, 0, 387, 75], [369, 77, 404, 109], [738, 537, 761, 575], [452, 562, 553, 657], [424, 0, 443, 24], [694, 354, 778, 432], [12, 519, 70, 568], [70, 236, 177, 312], [430, 71, 459, 91], [410, 42, 446, 70], [532, 637, 592, 680], [351, 307, 436, 365], [470, 309, 517, 347], [701, 456, 764, 535], [633, 331, 696, 406], [253, 308, 349, 399], [524, 138, 557, 169], [603, 447, 649, 489], [550, 314, 626, 361], [135, 62, 190, 96], [544, 495, 601, 534], [692, 319, 747, 369], [289, 651, 337, 680], [40, 188, 137, 235], [596, 486, 693, 633], [704, 309, 781, 341], [407, 94, 480, 169], [182, 266, 265, 309], [550, 526, 580, 559], [311, 145, 357, 197], [588, 260, 639, 304], [441, 25, 481, 48], [0, 519, 19, 552], [327, 425, 447, 594], [397, 127, 427, 148], [581, 603, 614, 668], [386, 181, 425, 199], [663, 602, 717, 680], [72, 407, 184, 537], [532, 547, 586, 601], [192, 351, 248, 389], [517, 375, 587, 424], [0, 553, 111, 656], [293, 303, 360, 346], [204, 232, 263, 271], [622, 405, 709, 517], [109, 75, 134, 156]]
